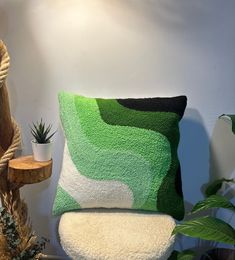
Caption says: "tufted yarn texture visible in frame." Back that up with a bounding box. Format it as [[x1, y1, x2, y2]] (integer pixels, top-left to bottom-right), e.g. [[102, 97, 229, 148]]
[[59, 211, 176, 260], [53, 92, 187, 220]]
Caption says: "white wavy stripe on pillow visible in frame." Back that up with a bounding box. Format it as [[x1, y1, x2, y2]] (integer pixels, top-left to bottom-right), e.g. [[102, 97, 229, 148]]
[[59, 141, 134, 208]]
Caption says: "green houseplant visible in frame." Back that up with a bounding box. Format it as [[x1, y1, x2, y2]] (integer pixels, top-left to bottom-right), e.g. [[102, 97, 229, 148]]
[[170, 178, 235, 260], [30, 119, 56, 162]]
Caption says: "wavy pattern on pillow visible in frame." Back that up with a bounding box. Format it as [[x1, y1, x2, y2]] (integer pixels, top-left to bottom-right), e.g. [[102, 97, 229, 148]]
[[53, 92, 187, 220], [57, 142, 134, 209], [96, 99, 183, 215], [57, 93, 171, 210]]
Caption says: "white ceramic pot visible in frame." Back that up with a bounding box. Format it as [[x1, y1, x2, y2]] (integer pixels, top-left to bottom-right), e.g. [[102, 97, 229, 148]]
[[31, 140, 52, 161]]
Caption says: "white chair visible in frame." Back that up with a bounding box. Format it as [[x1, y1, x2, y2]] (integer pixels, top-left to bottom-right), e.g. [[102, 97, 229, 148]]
[[58, 211, 176, 259]]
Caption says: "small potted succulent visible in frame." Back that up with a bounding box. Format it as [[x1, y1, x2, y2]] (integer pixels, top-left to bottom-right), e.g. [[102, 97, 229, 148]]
[[30, 119, 56, 162]]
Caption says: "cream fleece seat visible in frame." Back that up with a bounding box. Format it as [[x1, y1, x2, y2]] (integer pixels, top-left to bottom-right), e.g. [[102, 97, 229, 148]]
[[59, 211, 176, 260]]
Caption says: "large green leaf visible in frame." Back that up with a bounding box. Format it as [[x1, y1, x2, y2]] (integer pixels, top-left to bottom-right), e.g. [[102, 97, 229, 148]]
[[191, 195, 235, 214], [205, 178, 235, 197], [168, 250, 196, 260], [172, 216, 235, 245]]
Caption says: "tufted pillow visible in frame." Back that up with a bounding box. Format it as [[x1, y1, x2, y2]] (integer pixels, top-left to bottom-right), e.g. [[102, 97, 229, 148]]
[[53, 92, 187, 220]]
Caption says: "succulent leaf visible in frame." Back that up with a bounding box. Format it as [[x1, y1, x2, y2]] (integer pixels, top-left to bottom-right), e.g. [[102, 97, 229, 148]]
[[30, 119, 56, 143]]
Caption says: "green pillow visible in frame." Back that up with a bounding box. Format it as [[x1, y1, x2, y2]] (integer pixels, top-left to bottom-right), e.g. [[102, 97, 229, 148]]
[[53, 91, 187, 220]]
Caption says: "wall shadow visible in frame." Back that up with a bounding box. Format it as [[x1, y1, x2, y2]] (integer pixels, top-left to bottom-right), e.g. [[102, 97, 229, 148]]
[[179, 108, 209, 203], [177, 108, 210, 251]]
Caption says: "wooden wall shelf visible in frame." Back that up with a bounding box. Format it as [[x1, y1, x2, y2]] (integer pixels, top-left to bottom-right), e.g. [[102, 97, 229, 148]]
[[8, 155, 52, 188]]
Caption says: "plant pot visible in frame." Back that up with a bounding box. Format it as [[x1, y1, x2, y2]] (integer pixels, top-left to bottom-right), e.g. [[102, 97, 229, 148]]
[[200, 248, 235, 260], [31, 140, 52, 162]]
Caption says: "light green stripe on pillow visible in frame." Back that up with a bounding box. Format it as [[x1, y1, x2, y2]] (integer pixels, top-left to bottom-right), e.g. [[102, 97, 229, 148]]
[[59, 92, 152, 208], [53, 185, 81, 215]]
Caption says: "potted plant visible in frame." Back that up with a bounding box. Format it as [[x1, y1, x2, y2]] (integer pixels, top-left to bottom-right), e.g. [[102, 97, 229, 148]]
[[30, 119, 56, 162], [169, 178, 235, 260]]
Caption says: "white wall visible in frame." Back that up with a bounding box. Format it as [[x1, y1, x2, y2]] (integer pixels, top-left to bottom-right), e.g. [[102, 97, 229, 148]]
[[0, 0, 235, 256]]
